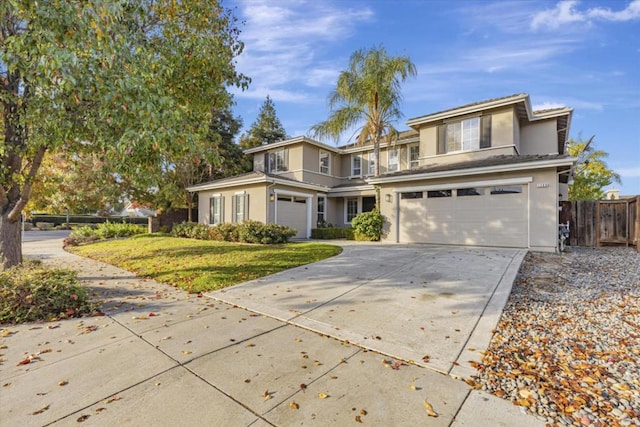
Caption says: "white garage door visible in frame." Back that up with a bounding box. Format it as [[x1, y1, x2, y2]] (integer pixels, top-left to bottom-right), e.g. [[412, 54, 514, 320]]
[[276, 196, 307, 238], [399, 184, 528, 248]]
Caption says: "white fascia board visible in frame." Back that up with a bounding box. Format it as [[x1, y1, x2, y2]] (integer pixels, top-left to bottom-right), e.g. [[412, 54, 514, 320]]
[[327, 185, 374, 194], [274, 188, 314, 198], [406, 94, 528, 128], [271, 178, 329, 192], [242, 136, 342, 155], [340, 136, 420, 154], [367, 157, 577, 185], [187, 177, 266, 192], [529, 108, 573, 122], [392, 177, 533, 193]]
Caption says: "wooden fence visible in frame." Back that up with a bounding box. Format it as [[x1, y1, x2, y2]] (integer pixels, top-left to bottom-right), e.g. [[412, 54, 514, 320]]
[[559, 197, 639, 249]]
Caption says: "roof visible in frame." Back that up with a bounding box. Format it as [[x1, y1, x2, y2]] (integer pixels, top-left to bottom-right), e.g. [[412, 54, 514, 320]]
[[186, 171, 329, 193], [368, 154, 576, 184], [243, 136, 342, 155], [407, 93, 527, 125]]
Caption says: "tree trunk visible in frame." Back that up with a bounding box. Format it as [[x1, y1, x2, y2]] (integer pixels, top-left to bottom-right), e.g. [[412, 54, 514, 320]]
[[0, 211, 22, 271]]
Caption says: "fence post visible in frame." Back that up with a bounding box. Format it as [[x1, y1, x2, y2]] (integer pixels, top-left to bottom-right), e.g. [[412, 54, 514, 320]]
[[148, 217, 159, 234]]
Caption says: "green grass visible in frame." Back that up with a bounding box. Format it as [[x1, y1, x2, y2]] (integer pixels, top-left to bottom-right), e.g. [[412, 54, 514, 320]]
[[68, 235, 343, 293]]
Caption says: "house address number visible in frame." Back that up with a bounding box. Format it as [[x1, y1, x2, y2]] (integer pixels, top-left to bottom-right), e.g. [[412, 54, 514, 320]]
[[536, 183, 550, 188]]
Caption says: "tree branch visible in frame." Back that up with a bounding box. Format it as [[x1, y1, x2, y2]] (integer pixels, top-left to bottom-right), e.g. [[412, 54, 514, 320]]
[[7, 145, 46, 221]]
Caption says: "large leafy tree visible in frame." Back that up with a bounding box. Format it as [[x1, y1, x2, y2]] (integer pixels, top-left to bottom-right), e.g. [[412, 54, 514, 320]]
[[239, 95, 287, 149], [150, 102, 248, 220], [0, 0, 249, 269], [567, 136, 621, 201], [27, 151, 126, 214], [310, 46, 416, 178]]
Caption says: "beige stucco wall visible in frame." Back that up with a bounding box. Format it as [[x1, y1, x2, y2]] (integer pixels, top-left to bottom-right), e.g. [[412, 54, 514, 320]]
[[513, 113, 521, 153], [417, 108, 517, 166], [378, 167, 560, 252], [520, 120, 558, 155], [197, 183, 267, 225]]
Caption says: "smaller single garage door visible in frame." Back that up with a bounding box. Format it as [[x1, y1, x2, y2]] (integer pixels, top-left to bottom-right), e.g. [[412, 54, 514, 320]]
[[399, 184, 529, 248], [276, 196, 307, 238]]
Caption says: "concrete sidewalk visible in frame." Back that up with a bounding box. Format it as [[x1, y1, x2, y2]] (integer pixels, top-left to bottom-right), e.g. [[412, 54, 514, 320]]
[[0, 234, 545, 426]]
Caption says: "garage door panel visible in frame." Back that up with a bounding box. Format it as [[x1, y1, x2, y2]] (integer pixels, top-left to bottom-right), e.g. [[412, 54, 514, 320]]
[[399, 184, 528, 248], [276, 199, 307, 238]]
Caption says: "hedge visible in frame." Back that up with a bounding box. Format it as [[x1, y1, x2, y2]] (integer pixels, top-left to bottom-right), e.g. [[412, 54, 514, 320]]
[[28, 215, 148, 226], [311, 227, 354, 240], [171, 221, 297, 244]]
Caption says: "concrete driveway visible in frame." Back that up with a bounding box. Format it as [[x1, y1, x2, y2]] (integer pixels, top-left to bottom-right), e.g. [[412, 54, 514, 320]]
[[208, 242, 526, 378], [3, 234, 543, 426]]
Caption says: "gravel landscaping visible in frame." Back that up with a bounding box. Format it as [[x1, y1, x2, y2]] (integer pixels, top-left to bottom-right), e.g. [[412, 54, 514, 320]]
[[472, 247, 639, 427]]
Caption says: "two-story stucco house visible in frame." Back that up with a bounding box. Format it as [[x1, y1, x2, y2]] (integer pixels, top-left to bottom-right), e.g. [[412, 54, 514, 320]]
[[188, 93, 574, 252]]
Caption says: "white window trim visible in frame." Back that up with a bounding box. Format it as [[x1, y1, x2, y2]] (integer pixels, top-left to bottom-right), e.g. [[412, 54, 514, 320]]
[[319, 151, 330, 175], [317, 194, 327, 225], [446, 117, 480, 154], [268, 149, 287, 173], [408, 144, 420, 169], [387, 148, 399, 172], [344, 197, 360, 224], [365, 151, 375, 176], [234, 192, 247, 223], [351, 154, 362, 177], [209, 194, 223, 225]]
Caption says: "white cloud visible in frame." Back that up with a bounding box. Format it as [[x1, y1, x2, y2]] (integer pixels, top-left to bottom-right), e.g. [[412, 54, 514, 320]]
[[233, 0, 374, 102], [616, 167, 640, 178], [531, 0, 640, 30]]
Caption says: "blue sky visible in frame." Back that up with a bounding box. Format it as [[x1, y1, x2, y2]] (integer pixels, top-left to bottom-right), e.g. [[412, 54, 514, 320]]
[[226, 0, 640, 195]]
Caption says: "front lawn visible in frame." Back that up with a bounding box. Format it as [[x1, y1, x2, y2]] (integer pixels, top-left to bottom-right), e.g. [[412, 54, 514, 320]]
[[68, 235, 342, 293]]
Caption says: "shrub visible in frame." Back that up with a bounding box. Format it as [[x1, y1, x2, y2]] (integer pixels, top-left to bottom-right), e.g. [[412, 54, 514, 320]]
[[311, 227, 354, 240], [0, 261, 100, 323], [172, 221, 296, 244], [94, 221, 146, 239], [209, 222, 239, 242], [351, 211, 384, 241], [171, 222, 210, 239]]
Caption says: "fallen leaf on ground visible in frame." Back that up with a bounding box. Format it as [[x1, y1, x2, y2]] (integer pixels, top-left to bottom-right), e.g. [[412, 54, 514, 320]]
[[289, 401, 299, 410], [58, 380, 68, 386], [355, 415, 363, 423], [181, 350, 192, 355], [105, 396, 121, 404], [360, 409, 368, 415], [318, 392, 329, 399], [32, 404, 50, 415], [423, 400, 438, 417], [263, 390, 272, 400], [17, 358, 31, 366], [77, 414, 90, 422]]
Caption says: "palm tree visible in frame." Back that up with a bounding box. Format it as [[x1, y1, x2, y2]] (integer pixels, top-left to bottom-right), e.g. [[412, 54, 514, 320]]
[[310, 46, 416, 178]]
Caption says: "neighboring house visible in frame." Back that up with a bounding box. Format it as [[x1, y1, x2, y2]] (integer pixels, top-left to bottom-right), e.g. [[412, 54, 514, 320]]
[[120, 201, 157, 218], [188, 94, 575, 252]]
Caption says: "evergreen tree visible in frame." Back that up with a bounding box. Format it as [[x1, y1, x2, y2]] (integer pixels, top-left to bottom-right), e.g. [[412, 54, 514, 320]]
[[208, 107, 251, 178], [239, 96, 288, 149]]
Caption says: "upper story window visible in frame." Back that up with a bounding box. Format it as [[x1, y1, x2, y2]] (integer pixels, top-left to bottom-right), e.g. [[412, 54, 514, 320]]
[[319, 151, 330, 174], [268, 149, 287, 173], [366, 151, 375, 176], [437, 116, 491, 155], [387, 148, 399, 172], [351, 154, 361, 177], [408, 145, 420, 168]]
